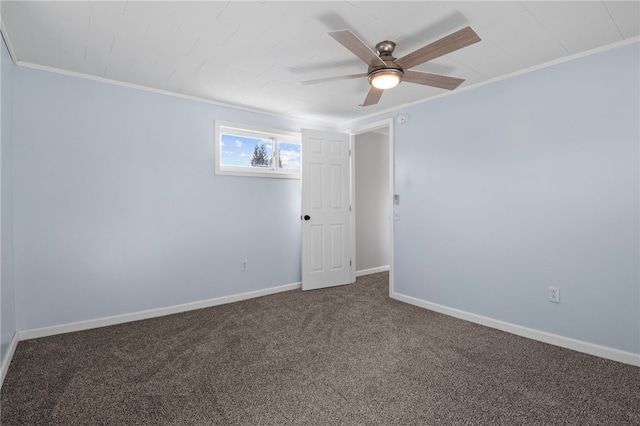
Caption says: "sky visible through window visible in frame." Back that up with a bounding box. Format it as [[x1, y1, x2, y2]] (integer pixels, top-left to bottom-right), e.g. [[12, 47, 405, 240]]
[[278, 142, 302, 170], [220, 133, 301, 170]]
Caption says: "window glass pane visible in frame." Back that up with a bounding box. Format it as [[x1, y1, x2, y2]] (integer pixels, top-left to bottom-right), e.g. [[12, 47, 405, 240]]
[[276, 142, 301, 170], [220, 133, 273, 168]]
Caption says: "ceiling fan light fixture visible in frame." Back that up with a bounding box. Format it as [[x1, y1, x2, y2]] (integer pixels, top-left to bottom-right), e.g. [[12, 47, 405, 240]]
[[368, 68, 403, 90]]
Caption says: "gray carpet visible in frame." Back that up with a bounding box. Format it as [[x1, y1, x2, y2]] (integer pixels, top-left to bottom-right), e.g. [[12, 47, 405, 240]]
[[1, 272, 639, 425]]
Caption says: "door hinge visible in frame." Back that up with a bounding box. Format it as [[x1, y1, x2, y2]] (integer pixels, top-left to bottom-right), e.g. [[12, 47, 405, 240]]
[[349, 149, 351, 156], [350, 260, 352, 267], [349, 205, 352, 212]]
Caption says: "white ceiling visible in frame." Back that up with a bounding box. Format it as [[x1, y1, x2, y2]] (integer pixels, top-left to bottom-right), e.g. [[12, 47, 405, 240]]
[[1, 1, 638, 124]]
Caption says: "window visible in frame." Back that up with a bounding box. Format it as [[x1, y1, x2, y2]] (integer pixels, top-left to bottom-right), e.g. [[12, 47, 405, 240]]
[[215, 121, 301, 178]]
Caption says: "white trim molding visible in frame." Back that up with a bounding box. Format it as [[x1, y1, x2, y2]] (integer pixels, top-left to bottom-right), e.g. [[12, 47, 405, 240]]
[[0, 16, 18, 65], [356, 265, 390, 278], [392, 291, 640, 367], [19, 282, 301, 341], [1, 332, 19, 389]]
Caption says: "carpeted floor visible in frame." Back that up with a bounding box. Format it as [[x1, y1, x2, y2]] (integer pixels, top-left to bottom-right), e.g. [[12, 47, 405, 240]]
[[1, 272, 639, 425]]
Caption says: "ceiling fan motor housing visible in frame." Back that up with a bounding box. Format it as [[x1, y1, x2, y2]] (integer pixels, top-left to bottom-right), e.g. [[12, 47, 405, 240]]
[[375, 40, 396, 55], [368, 66, 403, 82], [368, 40, 404, 87]]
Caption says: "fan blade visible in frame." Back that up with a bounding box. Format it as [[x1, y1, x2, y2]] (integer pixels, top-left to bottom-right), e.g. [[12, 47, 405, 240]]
[[362, 87, 383, 107], [299, 73, 367, 86], [329, 29, 386, 67], [403, 70, 465, 90], [396, 26, 481, 70]]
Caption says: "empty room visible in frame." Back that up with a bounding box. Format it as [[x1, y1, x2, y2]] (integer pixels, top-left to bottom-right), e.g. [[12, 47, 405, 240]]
[[0, 1, 638, 424]]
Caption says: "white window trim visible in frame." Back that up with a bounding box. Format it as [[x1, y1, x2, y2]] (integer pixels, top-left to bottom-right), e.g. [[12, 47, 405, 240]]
[[214, 120, 301, 179]]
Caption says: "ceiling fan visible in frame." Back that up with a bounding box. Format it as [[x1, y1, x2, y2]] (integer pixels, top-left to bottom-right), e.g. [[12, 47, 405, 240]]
[[301, 26, 481, 107]]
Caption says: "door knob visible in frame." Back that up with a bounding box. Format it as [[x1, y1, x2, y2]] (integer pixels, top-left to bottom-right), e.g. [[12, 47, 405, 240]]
[[304, 215, 311, 221]]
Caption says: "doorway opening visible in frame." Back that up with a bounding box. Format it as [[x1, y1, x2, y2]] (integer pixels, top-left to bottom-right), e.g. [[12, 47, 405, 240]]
[[350, 119, 394, 296]]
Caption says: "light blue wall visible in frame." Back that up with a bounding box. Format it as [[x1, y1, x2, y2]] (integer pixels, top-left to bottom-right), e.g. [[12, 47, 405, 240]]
[[0, 34, 16, 368], [7, 37, 640, 356], [12, 68, 321, 331], [349, 42, 640, 354]]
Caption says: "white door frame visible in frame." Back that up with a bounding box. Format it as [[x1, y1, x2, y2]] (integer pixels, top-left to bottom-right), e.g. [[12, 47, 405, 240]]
[[348, 118, 395, 297]]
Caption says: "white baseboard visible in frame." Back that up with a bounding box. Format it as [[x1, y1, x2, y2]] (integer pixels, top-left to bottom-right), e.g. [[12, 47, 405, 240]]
[[1, 332, 19, 389], [356, 265, 390, 277], [19, 282, 302, 341], [392, 291, 640, 367]]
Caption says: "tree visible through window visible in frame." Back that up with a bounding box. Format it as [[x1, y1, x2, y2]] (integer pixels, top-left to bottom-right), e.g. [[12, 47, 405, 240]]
[[251, 144, 273, 167]]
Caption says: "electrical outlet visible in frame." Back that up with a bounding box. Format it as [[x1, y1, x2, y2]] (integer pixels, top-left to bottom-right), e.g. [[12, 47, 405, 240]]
[[241, 260, 248, 272], [548, 286, 560, 303]]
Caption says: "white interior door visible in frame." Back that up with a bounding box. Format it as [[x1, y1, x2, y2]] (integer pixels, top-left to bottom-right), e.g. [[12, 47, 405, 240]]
[[301, 129, 353, 291]]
